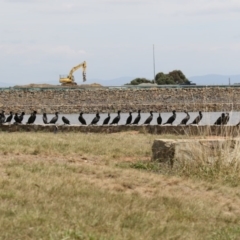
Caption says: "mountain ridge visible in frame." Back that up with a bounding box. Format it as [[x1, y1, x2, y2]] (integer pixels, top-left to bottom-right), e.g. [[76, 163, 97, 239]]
[[189, 74, 240, 85]]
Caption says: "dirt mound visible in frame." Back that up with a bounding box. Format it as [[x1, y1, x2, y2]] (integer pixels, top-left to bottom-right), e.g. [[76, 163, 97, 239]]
[[14, 84, 61, 88], [14, 83, 103, 88], [79, 83, 103, 88]]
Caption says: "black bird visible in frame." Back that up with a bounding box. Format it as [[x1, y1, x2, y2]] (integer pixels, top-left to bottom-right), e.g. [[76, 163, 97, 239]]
[[190, 111, 203, 125], [111, 110, 121, 125], [43, 113, 48, 124], [27, 112, 33, 123], [90, 112, 100, 125], [62, 116, 70, 125], [143, 111, 153, 125], [14, 113, 21, 124], [5, 111, 13, 124], [78, 112, 87, 125], [164, 110, 176, 125], [49, 112, 59, 124], [125, 111, 132, 125], [103, 113, 110, 125], [223, 113, 230, 125], [157, 113, 162, 125], [132, 110, 141, 125], [214, 113, 225, 125], [179, 110, 190, 125], [18, 112, 25, 123], [0, 111, 5, 124], [14, 112, 25, 124], [26, 111, 37, 124]]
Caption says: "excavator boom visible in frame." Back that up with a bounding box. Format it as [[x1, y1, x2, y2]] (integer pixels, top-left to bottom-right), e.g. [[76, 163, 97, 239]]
[[68, 61, 87, 80]]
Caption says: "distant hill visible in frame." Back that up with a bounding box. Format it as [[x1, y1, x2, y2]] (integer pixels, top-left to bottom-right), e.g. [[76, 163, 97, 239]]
[[189, 74, 240, 85], [0, 82, 15, 88]]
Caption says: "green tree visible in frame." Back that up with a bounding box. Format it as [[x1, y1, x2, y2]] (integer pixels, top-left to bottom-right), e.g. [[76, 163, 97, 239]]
[[155, 70, 190, 85], [168, 70, 190, 84], [126, 78, 153, 85], [125, 70, 190, 85], [155, 72, 175, 85]]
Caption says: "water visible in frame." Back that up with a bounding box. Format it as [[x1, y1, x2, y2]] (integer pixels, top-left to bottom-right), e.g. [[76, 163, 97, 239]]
[[14, 112, 240, 125]]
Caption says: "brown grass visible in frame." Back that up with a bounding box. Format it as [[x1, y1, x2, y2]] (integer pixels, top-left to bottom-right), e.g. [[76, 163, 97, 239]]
[[1, 132, 240, 239]]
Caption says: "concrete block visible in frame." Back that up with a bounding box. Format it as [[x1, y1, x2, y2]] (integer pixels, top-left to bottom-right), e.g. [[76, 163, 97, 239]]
[[152, 138, 238, 166]]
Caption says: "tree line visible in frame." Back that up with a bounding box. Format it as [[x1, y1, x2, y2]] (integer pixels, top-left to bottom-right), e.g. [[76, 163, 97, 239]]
[[126, 70, 192, 85]]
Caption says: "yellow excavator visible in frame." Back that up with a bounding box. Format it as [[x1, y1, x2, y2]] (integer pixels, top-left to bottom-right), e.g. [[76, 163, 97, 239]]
[[59, 61, 87, 86]]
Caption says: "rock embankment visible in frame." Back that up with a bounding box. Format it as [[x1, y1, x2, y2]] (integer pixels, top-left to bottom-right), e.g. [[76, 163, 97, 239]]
[[0, 87, 239, 113]]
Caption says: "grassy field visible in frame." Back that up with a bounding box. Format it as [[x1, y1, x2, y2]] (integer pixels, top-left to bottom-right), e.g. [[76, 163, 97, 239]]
[[1, 132, 240, 239]]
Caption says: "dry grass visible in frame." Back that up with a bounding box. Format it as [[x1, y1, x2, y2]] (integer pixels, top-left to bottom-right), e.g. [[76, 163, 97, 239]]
[[0, 131, 155, 160], [1, 132, 240, 239]]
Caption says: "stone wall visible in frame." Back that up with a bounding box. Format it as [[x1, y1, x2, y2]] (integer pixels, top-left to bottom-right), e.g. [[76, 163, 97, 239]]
[[0, 124, 239, 136], [0, 87, 239, 114]]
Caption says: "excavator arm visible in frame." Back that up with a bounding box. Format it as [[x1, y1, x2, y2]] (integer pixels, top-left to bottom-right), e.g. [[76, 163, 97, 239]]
[[68, 61, 87, 81]]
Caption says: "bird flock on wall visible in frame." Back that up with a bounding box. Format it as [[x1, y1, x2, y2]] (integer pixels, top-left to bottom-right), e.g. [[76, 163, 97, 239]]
[[0, 110, 233, 126]]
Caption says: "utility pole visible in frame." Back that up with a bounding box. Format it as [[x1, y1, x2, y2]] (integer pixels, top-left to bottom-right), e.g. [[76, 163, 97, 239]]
[[153, 44, 156, 84], [229, 78, 231, 86]]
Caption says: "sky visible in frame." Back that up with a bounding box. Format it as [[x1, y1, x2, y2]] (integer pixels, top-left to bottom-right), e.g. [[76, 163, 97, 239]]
[[0, 0, 240, 84]]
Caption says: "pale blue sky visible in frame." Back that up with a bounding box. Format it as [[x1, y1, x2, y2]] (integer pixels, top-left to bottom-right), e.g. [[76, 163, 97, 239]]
[[0, 0, 240, 84]]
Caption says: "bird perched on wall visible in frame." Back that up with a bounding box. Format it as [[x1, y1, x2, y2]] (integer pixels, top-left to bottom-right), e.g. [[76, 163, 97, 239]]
[[79, 112, 87, 125], [103, 113, 110, 125], [223, 113, 230, 125], [190, 111, 203, 125], [157, 113, 162, 125], [0, 110, 5, 124], [125, 111, 132, 125], [90, 112, 100, 125], [43, 113, 48, 124], [143, 111, 153, 125], [14, 113, 20, 124], [14, 112, 24, 124], [62, 116, 70, 125], [5, 111, 13, 124], [110, 110, 121, 125], [26, 111, 37, 124], [164, 110, 176, 125], [26, 112, 33, 124], [18, 112, 25, 124], [214, 113, 225, 125], [49, 112, 59, 124], [179, 110, 190, 125], [132, 110, 141, 125]]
